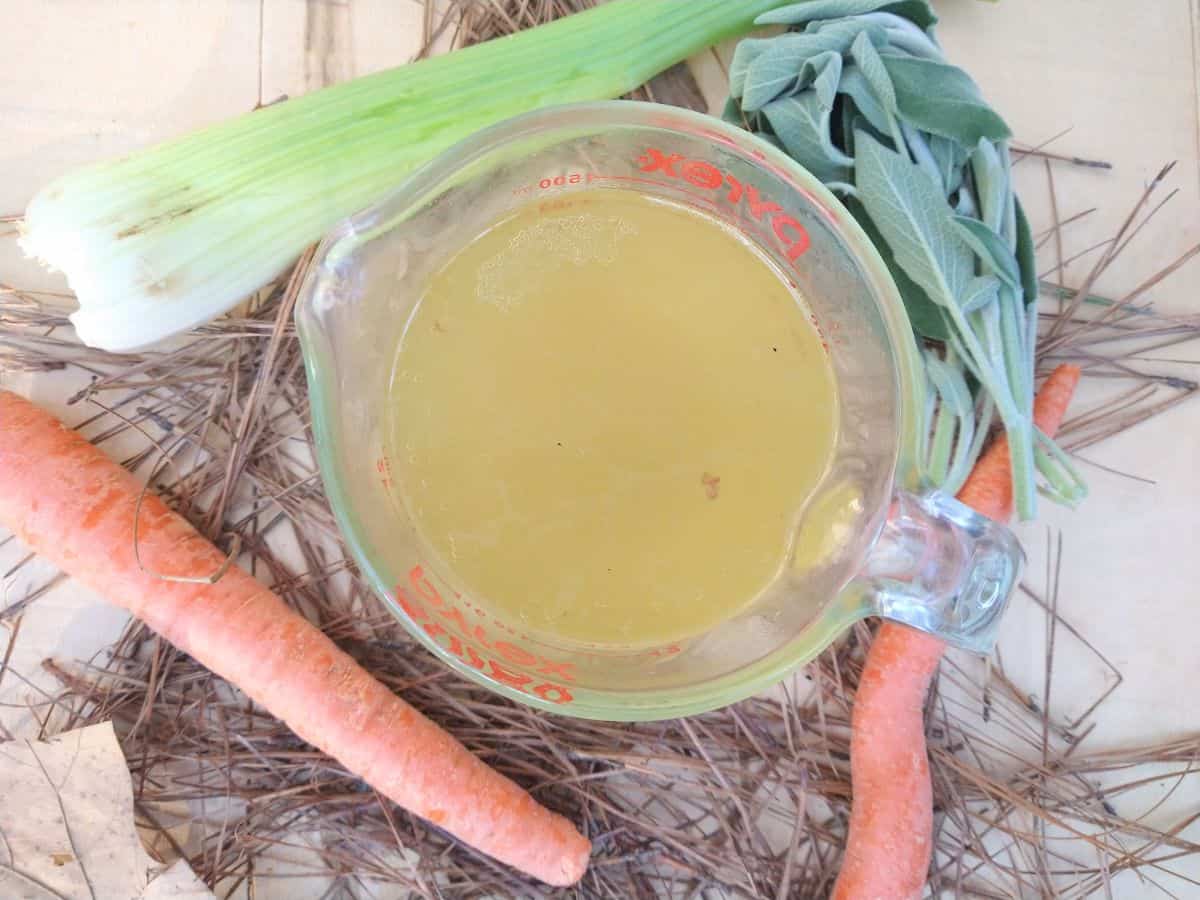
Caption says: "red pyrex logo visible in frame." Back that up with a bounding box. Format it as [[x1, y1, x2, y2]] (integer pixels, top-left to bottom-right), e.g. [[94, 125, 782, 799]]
[[637, 148, 812, 263]]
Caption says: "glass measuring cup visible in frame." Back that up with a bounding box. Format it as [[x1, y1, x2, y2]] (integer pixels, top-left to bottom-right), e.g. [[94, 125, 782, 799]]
[[295, 101, 1022, 721]]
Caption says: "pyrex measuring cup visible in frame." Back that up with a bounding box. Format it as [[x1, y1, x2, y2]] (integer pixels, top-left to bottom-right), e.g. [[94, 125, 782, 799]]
[[295, 101, 1022, 721]]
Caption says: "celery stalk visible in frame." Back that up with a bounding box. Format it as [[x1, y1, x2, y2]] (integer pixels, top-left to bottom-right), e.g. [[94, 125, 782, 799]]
[[22, 0, 789, 352]]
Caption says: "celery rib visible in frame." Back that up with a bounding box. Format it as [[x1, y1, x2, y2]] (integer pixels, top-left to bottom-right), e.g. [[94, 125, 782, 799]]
[[23, 0, 790, 351]]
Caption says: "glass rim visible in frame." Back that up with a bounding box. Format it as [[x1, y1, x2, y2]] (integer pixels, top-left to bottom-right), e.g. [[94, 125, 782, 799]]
[[296, 100, 926, 721]]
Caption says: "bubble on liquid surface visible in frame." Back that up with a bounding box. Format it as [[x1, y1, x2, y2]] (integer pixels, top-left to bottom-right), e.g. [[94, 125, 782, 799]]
[[476, 213, 637, 311]]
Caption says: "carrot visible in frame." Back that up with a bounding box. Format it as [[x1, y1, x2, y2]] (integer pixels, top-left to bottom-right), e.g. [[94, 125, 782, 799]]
[[832, 364, 1081, 900], [957, 364, 1082, 516], [0, 389, 590, 887]]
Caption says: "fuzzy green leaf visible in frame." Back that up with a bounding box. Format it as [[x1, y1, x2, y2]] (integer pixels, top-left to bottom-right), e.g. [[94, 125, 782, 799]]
[[810, 50, 845, 108], [998, 141, 1017, 247], [756, 0, 937, 30], [959, 275, 1001, 314], [845, 195, 950, 340], [954, 186, 977, 217], [854, 130, 974, 313], [881, 54, 1011, 145], [928, 135, 966, 196], [741, 22, 883, 110], [849, 30, 897, 113], [763, 92, 854, 183], [725, 0, 1068, 515], [838, 66, 893, 134], [970, 139, 1007, 233], [861, 12, 943, 59], [729, 38, 776, 99], [902, 123, 945, 189], [1013, 196, 1039, 306], [952, 215, 1021, 290]]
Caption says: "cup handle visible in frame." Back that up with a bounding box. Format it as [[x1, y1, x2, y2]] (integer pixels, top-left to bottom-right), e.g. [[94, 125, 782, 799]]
[[847, 490, 1023, 653]]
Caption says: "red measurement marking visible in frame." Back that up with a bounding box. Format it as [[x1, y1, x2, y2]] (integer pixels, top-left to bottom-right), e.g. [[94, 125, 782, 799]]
[[524, 168, 787, 261], [375, 455, 394, 490], [646, 643, 683, 660], [396, 566, 576, 704], [538, 173, 584, 190], [521, 148, 817, 268], [809, 313, 831, 355]]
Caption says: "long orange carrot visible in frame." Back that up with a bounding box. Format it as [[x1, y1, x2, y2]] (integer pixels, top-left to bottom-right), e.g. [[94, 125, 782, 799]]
[[0, 389, 590, 886], [833, 364, 1081, 900]]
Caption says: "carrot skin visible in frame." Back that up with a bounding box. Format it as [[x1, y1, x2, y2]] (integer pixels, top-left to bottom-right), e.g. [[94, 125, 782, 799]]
[[0, 389, 590, 886], [834, 626, 942, 900], [958, 365, 1082, 518], [833, 364, 1081, 900]]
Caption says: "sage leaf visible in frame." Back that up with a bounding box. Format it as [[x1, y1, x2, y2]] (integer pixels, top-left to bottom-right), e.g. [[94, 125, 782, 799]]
[[756, 0, 938, 30], [954, 186, 977, 217], [1013, 196, 1039, 305], [840, 93, 858, 149], [977, 300, 1008, 385], [925, 351, 977, 484], [810, 50, 845, 108], [999, 283, 1030, 402], [849, 30, 897, 114], [1034, 431, 1089, 505], [838, 66, 893, 134], [952, 215, 1021, 290], [902, 121, 944, 188], [881, 54, 1011, 145], [970, 138, 1007, 234], [925, 349, 975, 485], [859, 12, 944, 59], [845, 111, 890, 156], [928, 135, 966, 195], [960, 275, 1001, 314], [926, 353, 974, 420], [999, 141, 1017, 248], [763, 93, 854, 183], [724, 0, 1062, 517], [729, 38, 776, 99], [854, 130, 974, 314], [845, 195, 950, 340], [741, 22, 883, 110]]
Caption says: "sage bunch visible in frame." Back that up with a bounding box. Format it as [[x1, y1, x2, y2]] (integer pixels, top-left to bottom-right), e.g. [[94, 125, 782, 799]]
[[727, 0, 1084, 518]]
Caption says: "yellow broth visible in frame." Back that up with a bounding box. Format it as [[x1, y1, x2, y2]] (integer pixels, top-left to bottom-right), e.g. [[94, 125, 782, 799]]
[[387, 189, 837, 645]]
